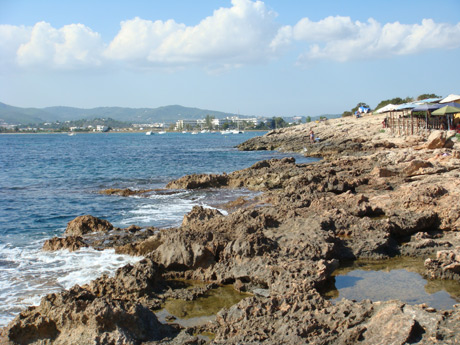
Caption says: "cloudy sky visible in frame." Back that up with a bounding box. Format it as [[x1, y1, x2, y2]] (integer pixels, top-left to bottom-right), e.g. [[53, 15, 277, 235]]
[[1, 0, 459, 117]]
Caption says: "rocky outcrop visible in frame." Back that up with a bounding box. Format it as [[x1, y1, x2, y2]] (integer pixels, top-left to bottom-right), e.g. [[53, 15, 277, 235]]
[[42, 236, 88, 252], [0, 258, 174, 345], [166, 173, 229, 189], [425, 248, 460, 282], [64, 215, 113, 236], [4, 113, 460, 344], [99, 188, 154, 197], [182, 205, 223, 229]]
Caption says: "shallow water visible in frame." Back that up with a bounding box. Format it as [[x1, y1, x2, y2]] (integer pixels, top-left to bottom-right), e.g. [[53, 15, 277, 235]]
[[324, 257, 460, 310], [155, 284, 251, 328]]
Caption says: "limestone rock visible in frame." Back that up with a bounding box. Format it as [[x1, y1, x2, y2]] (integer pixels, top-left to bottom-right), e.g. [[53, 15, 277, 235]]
[[403, 159, 433, 176], [166, 173, 229, 189], [152, 236, 215, 270], [0, 258, 171, 345], [425, 248, 460, 282], [42, 236, 88, 252], [64, 215, 113, 236], [182, 205, 223, 228], [99, 188, 153, 196], [361, 305, 415, 344], [426, 130, 447, 149]]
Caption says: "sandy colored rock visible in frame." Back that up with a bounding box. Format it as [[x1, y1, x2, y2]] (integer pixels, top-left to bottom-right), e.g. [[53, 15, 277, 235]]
[[4, 112, 460, 344], [64, 215, 113, 236], [42, 236, 88, 252], [426, 130, 448, 149]]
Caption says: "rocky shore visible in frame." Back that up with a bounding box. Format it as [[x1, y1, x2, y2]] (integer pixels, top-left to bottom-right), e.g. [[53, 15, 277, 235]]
[[2, 113, 460, 344]]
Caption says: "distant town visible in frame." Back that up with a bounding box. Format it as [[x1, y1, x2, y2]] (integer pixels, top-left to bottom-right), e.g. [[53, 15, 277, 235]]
[[0, 114, 335, 134]]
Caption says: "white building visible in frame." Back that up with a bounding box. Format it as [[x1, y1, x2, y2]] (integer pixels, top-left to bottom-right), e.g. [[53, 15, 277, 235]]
[[96, 125, 108, 132]]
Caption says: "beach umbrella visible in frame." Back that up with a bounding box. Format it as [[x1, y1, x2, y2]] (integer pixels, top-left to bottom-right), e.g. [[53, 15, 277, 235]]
[[431, 105, 460, 116], [411, 103, 443, 112], [431, 105, 460, 130]]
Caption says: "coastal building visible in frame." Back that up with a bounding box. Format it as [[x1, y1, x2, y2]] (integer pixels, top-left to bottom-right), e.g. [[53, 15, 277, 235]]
[[96, 125, 108, 132], [175, 116, 261, 131]]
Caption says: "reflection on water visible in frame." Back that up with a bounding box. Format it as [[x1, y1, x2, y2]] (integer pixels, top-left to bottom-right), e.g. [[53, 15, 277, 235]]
[[323, 257, 460, 310], [155, 284, 251, 328]]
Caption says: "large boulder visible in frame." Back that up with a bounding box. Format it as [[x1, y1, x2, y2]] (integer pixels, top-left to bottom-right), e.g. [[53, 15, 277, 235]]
[[426, 130, 447, 149], [64, 215, 113, 236], [0, 290, 169, 345], [0, 259, 170, 345]]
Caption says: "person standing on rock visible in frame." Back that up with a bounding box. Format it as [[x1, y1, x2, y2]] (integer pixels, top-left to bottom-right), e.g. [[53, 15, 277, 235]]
[[309, 129, 315, 144]]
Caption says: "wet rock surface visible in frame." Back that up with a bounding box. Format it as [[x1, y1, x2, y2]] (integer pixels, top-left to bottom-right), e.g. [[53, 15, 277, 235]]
[[99, 188, 154, 197], [3, 113, 460, 344]]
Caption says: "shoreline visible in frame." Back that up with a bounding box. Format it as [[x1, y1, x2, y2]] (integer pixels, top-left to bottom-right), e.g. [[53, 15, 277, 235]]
[[2, 114, 460, 344], [0, 129, 269, 135]]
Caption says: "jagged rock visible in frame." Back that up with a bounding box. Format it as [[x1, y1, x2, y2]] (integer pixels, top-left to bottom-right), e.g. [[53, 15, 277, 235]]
[[86, 258, 162, 301], [64, 215, 113, 236], [403, 159, 433, 176], [99, 188, 153, 196], [115, 235, 162, 256], [360, 303, 425, 345], [6, 113, 460, 344], [42, 236, 88, 252], [425, 248, 460, 282], [151, 235, 215, 270], [426, 130, 447, 149], [371, 167, 398, 177], [0, 259, 171, 345], [182, 206, 223, 228], [0, 292, 169, 345], [388, 211, 439, 238], [221, 232, 278, 263], [166, 173, 229, 189]]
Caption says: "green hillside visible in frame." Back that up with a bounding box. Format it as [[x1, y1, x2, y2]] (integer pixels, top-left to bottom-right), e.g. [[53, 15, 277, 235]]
[[0, 102, 241, 125]]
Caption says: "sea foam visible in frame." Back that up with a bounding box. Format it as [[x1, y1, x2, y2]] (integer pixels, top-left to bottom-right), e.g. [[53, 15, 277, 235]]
[[0, 241, 141, 328]]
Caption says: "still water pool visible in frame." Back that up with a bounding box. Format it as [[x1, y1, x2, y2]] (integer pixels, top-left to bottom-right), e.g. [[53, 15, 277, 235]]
[[324, 257, 460, 310]]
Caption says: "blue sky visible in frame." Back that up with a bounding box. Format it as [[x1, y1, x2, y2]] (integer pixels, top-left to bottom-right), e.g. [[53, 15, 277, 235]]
[[1, 0, 459, 117]]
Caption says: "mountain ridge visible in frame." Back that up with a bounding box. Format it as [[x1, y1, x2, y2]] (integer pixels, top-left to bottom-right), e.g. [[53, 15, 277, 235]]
[[0, 102, 247, 125]]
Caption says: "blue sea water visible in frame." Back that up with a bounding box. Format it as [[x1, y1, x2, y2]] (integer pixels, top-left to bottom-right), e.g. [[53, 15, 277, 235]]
[[0, 131, 314, 327]]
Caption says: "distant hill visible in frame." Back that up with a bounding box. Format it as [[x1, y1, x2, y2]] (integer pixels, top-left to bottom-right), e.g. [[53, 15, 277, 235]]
[[0, 102, 246, 125], [0, 102, 54, 124]]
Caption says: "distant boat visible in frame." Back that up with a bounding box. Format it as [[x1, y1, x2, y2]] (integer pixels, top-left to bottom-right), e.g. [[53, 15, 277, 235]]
[[221, 129, 232, 135], [68, 132, 76, 136], [146, 131, 153, 135], [200, 129, 210, 133], [191, 131, 198, 135], [158, 131, 166, 134], [231, 129, 244, 134]]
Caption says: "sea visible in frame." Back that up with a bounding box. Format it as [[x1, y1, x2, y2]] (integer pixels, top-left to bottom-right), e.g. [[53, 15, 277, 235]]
[[0, 131, 314, 327]]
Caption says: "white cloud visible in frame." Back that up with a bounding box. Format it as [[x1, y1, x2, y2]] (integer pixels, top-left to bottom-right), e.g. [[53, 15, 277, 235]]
[[0, 24, 30, 68], [288, 16, 460, 64], [104, 18, 186, 62], [16, 22, 103, 69], [105, 0, 279, 68], [1, 1, 460, 72]]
